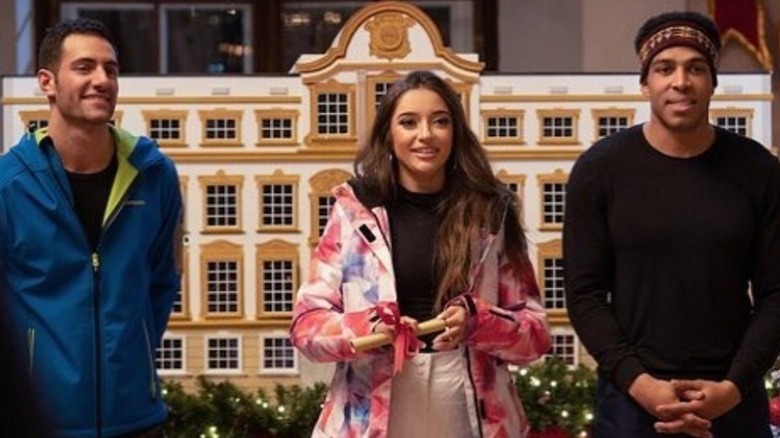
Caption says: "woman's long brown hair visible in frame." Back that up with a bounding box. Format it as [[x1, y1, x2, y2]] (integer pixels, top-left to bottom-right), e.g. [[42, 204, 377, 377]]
[[354, 70, 529, 310]]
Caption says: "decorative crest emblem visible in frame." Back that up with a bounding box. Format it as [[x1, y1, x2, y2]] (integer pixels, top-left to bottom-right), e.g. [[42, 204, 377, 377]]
[[365, 12, 414, 61]]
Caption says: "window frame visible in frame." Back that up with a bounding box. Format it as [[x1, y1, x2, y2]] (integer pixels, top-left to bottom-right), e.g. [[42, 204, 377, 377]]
[[156, 334, 187, 375], [710, 107, 754, 137], [591, 108, 634, 141], [537, 109, 580, 145], [256, 239, 299, 318], [200, 240, 245, 319], [142, 109, 188, 147], [198, 171, 245, 234], [259, 333, 298, 375], [204, 334, 243, 374], [536, 169, 568, 231]]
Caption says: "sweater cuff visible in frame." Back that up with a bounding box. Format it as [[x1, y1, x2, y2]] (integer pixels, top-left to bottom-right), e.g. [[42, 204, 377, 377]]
[[724, 371, 749, 399], [613, 356, 646, 393]]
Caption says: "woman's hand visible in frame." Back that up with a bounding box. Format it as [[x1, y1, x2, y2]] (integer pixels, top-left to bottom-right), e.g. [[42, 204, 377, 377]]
[[431, 305, 468, 351], [373, 316, 419, 338]]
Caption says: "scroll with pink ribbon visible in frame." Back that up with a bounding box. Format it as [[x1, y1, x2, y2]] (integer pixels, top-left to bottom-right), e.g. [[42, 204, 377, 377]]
[[350, 302, 446, 374]]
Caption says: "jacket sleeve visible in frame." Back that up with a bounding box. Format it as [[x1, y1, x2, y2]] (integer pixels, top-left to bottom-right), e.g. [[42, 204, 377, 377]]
[[148, 160, 183, 346], [289, 203, 378, 363], [460, 228, 551, 365]]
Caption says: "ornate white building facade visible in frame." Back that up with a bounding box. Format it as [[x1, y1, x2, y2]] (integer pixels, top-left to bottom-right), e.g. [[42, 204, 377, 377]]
[[2, 1, 773, 392]]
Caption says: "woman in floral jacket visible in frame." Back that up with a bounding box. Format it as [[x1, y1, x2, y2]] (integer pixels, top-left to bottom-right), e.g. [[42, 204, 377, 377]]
[[291, 70, 550, 438]]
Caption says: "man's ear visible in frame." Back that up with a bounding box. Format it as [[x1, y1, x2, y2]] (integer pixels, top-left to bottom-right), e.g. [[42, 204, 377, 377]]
[[37, 69, 56, 99], [640, 82, 650, 98]]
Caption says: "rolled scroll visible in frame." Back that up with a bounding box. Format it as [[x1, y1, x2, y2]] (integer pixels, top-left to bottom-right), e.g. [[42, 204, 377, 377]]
[[350, 317, 446, 352]]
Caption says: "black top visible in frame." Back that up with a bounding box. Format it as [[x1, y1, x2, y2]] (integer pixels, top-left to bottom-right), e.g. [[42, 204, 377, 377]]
[[388, 186, 442, 349], [563, 125, 780, 396], [66, 154, 118, 251]]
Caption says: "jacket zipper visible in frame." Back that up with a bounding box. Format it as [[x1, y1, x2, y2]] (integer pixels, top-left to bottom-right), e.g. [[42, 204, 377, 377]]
[[91, 171, 139, 438], [27, 328, 35, 374], [92, 252, 103, 438], [463, 346, 485, 437], [459, 204, 510, 438]]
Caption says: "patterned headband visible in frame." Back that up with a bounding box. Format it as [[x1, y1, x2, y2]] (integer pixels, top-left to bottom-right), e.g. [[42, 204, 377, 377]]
[[638, 25, 719, 66]]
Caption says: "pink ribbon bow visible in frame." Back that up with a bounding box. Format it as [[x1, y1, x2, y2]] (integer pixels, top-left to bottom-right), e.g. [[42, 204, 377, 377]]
[[375, 302, 422, 375]]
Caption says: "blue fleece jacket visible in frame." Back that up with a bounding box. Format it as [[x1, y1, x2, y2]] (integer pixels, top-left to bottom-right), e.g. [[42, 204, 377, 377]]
[[0, 126, 182, 438]]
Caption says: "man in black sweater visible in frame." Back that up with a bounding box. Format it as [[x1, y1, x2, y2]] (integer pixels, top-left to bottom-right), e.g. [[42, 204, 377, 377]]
[[564, 11, 780, 438]]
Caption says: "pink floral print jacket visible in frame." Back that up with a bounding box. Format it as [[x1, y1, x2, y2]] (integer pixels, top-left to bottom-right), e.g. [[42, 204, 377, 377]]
[[290, 182, 551, 438]]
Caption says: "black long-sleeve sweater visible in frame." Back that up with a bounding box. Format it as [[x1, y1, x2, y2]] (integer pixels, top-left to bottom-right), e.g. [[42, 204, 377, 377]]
[[563, 125, 780, 397]]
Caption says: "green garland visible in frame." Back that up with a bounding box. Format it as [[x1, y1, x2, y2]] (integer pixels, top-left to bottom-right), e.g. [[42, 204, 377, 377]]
[[163, 376, 328, 438], [163, 358, 597, 437], [515, 357, 597, 436]]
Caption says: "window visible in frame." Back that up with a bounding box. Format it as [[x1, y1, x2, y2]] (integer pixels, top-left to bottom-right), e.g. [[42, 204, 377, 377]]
[[61, 3, 156, 74], [537, 169, 568, 230], [482, 109, 524, 145], [207, 186, 239, 228], [56, 1, 495, 74], [263, 260, 294, 312], [162, 5, 252, 74], [366, 72, 401, 132], [308, 81, 356, 148], [255, 110, 299, 146], [206, 261, 240, 313], [308, 170, 352, 246], [262, 185, 295, 227], [545, 332, 578, 366], [262, 119, 292, 140], [537, 109, 580, 145], [373, 81, 394, 111], [200, 240, 244, 318], [206, 336, 241, 372], [199, 172, 244, 233], [537, 240, 565, 315], [171, 290, 184, 314], [64, 4, 251, 74], [542, 183, 566, 226], [206, 261, 239, 313], [710, 108, 753, 137], [199, 109, 243, 146], [156, 336, 185, 373], [19, 110, 49, 134], [171, 249, 189, 320], [318, 93, 349, 135], [261, 335, 297, 373], [142, 110, 188, 147], [495, 170, 525, 200], [316, 195, 337, 238], [256, 171, 299, 232], [592, 109, 634, 140], [257, 240, 299, 317], [543, 257, 565, 309]]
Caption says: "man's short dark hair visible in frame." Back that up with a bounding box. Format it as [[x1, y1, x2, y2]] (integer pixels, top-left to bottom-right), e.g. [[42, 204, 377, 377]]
[[37, 18, 116, 72]]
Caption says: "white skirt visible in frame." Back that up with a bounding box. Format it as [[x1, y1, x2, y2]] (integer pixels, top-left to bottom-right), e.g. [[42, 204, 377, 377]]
[[387, 348, 477, 438]]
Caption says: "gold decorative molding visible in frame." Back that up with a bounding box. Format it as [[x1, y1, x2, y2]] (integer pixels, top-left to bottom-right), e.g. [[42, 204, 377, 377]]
[[480, 93, 774, 103], [163, 148, 587, 163], [294, 1, 483, 75], [365, 12, 415, 61]]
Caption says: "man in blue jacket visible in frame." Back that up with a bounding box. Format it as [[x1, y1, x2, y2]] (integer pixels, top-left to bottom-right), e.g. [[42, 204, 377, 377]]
[[0, 18, 182, 438]]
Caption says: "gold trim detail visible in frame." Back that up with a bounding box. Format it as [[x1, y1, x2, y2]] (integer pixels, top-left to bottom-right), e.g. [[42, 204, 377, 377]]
[[365, 12, 415, 61]]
